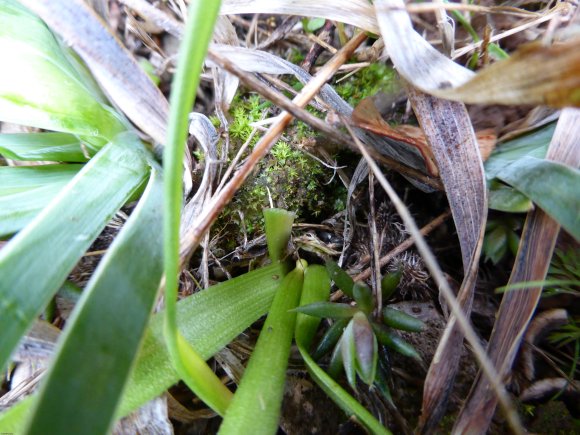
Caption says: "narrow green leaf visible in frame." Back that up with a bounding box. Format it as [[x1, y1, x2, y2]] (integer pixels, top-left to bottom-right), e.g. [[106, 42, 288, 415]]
[[312, 318, 349, 360], [0, 132, 87, 162], [293, 301, 358, 319], [0, 1, 127, 150], [325, 259, 354, 298], [0, 263, 285, 433], [219, 260, 306, 435], [264, 208, 296, 263], [382, 307, 425, 332], [372, 323, 422, 361], [497, 156, 580, 240], [0, 133, 149, 373], [26, 167, 164, 435], [295, 265, 331, 350]]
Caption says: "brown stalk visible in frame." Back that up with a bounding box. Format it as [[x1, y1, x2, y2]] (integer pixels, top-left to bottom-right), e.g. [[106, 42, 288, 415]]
[[179, 32, 368, 262]]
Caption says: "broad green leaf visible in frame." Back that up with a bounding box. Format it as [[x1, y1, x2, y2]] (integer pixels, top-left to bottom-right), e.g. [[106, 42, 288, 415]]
[[488, 181, 532, 213], [0, 263, 285, 433], [485, 123, 555, 180], [497, 156, 580, 240], [0, 1, 126, 150], [312, 318, 349, 360], [25, 167, 163, 435], [0, 132, 88, 162], [219, 261, 305, 435], [381, 270, 402, 300], [0, 133, 149, 373], [341, 320, 357, 388], [0, 164, 82, 195], [0, 164, 82, 236], [0, 183, 67, 237], [353, 282, 374, 314]]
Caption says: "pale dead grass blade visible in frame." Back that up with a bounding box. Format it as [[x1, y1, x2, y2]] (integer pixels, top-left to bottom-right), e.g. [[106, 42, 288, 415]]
[[220, 0, 379, 34], [454, 108, 580, 434], [21, 0, 169, 146]]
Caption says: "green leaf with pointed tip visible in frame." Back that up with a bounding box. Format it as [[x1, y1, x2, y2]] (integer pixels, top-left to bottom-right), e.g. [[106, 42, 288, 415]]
[[312, 318, 349, 360], [26, 167, 163, 435], [488, 180, 532, 213], [0, 132, 88, 162], [372, 323, 422, 361], [326, 260, 354, 297], [497, 156, 580, 240], [0, 133, 149, 373], [0, 1, 126, 150], [293, 301, 358, 319], [219, 261, 305, 435], [382, 307, 425, 332]]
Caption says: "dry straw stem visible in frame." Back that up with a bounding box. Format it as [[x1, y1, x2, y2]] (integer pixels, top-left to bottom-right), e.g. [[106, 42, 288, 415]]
[[179, 32, 368, 261], [343, 120, 524, 435], [454, 108, 580, 433]]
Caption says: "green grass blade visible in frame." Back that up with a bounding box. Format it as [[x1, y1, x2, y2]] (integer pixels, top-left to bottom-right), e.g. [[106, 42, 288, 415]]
[[0, 1, 126, 150], [0, 133, 149, 372], [163, 0, 223, 416], [498, 156, 579, 239], [25, 167, 163, 435], [0, 263, 284, 434], [0, 132, 87, 162], [295, 265, 331, 349], [219, 260, 306, 435]]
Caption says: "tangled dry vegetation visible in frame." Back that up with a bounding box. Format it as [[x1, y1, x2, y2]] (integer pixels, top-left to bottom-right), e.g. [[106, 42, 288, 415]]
[[1, 0, 579, 434]]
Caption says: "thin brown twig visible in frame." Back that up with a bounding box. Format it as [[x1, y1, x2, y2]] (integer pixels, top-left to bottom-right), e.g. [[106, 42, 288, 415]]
[[179, 32, 368, 262]]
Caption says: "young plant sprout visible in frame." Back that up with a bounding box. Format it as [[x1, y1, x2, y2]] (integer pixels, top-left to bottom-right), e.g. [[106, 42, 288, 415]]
[[294, 260, 424, 389]]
